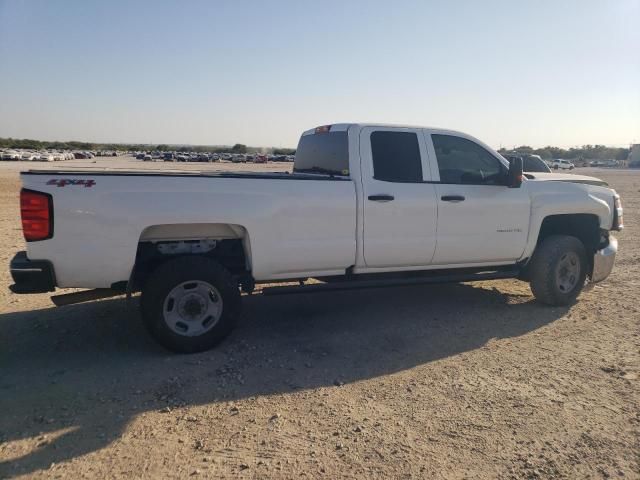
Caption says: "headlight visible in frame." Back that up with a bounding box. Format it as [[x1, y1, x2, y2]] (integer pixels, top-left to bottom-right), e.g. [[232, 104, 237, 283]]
[[613, 193, 623, 230]]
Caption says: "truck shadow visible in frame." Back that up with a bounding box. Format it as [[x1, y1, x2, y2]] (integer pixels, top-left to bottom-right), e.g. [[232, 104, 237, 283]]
[[0, 282, 568, 477]]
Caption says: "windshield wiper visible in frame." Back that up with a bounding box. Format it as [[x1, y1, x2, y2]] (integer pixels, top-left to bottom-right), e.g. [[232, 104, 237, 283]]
[[294, 166, 346, 177]]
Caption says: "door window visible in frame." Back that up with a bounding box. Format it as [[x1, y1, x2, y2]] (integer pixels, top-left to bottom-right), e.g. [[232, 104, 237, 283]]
[[371, 131, 423, 183], [432, 134, 505, 185]]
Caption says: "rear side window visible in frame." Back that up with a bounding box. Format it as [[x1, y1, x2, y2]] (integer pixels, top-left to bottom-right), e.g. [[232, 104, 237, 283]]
[[371, 131, 422, 183], [432, 134, 505, 185], [294, 131, 349, 175]]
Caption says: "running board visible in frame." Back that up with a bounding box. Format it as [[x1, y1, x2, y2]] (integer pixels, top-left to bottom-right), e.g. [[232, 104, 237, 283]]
[[261, 270, 520, 296], [51, 288, 124, 307]]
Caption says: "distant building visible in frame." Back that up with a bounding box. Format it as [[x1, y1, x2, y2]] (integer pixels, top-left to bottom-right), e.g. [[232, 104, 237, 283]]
[[630, 144, 640, 164]]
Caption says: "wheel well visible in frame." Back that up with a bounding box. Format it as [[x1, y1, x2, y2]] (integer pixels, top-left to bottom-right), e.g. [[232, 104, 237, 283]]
[[537, 214, 601, 254], [131, 238, 251, 291]]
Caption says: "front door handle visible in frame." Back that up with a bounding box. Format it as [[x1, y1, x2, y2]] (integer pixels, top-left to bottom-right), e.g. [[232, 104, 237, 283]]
[[441, 195, 465, 202], [368, 194, 395, 202]]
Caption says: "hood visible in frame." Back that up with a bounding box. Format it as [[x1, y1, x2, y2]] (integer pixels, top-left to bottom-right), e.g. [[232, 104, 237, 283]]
[[524, 172, 608, 187]]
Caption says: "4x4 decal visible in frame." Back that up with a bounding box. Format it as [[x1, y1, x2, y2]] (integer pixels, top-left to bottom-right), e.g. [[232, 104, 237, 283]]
[[47, 179, 96, 188]]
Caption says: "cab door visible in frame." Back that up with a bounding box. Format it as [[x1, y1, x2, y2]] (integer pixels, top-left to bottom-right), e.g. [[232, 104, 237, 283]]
[[425, 131, 530, 265], [359, 126, 438, 268]]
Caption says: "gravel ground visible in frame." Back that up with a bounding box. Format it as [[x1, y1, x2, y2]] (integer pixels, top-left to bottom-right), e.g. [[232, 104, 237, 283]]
[[0, 159, 638, 479]]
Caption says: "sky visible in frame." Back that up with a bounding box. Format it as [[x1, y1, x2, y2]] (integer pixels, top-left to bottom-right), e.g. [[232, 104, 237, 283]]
[[0, 0, 638, 149]]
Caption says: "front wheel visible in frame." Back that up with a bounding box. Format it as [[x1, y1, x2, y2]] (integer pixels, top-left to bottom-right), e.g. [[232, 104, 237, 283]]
[[529, 235, 588, 306], [141, 256, 241, 353]]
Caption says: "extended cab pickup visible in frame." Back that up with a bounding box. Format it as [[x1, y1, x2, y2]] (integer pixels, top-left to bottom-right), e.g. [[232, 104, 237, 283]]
[[10, 124, 623, 352]]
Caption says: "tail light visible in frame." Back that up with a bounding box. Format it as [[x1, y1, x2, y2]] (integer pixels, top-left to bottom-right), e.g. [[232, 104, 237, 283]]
[[612, 193, 623, 231], [20, 189, 53, 241]]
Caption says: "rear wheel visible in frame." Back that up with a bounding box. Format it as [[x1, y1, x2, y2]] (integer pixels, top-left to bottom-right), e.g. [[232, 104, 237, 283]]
[[141, 256, 241, 353], [529, 235, 587, 306]]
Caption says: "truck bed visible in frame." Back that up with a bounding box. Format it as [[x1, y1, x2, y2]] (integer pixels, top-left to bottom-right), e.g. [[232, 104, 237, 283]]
[[20, 168, 357, 287], [22, 168, 349, 181]]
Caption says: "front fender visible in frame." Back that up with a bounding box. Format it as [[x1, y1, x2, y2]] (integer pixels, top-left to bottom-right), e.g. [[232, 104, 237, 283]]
[[520, 188, 611, 261]]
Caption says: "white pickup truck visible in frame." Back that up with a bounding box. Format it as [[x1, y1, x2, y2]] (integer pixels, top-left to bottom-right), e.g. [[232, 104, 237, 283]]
[[10, 124, 623, 352]]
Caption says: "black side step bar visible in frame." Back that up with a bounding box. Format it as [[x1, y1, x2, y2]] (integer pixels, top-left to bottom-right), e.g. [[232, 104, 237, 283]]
[[51, 288, 124, 306], [261, 270, 520, 296]]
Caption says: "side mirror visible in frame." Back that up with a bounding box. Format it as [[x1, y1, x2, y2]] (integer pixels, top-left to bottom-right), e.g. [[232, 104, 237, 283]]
[[507, 157, 523, 188]]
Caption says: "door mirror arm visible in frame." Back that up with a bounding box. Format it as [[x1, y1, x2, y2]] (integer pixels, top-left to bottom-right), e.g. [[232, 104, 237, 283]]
[[506, 157, 523, 188]]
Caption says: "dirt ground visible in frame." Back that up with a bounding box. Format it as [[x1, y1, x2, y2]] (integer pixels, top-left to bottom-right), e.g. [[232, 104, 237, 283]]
[[0, 159, 638, 479]]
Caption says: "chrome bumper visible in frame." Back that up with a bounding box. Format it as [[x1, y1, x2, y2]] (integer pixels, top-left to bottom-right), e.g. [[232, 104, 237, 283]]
[[591, 235, 618, 283]]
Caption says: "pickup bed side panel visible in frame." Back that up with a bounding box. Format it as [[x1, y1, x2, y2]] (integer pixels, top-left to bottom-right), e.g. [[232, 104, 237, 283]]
[[22, 174, 357, 288]]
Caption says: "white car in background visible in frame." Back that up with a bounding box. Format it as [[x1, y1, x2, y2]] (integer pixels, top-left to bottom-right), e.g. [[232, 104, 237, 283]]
[[550, 159, 575, 170], [2, 150, 21, 160], [21, 152, 37, 161], [37, 153, 54, 162]]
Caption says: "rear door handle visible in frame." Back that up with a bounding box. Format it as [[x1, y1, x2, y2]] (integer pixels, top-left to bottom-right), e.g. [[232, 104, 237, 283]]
[[441, 195, 465, 202], [368, 194, 395, 202]]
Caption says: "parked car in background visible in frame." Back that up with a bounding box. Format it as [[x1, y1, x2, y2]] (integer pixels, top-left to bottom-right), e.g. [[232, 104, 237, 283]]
[[522, 155, 551, 173], [254, 154, 268, 163], [2, 150, 21, 160], [550, 159, 575, 170], [163, 153, 175, 162], [21, 152, 37, 161], [143, 154, 153, 161], [503, 154, 551, 173]]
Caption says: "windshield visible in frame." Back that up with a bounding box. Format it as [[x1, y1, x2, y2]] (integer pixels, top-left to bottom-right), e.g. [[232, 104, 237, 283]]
[[293, 131, 349, 176]]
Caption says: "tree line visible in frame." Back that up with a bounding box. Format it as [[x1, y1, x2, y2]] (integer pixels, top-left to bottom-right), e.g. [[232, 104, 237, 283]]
[[498, 144, 630, 161], [0, 137, 628, 160]]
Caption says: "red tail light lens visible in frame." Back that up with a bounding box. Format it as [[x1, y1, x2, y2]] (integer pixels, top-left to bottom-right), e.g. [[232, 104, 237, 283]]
[[20, 189, 53, 241]]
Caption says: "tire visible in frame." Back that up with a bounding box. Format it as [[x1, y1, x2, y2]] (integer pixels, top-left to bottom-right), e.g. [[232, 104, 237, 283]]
[[140, 256, 241, 353], [529, 235, 588, 306]]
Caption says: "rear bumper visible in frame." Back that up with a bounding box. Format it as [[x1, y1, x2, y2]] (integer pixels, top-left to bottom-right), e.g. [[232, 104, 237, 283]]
[[9, 251, 56, 293], [591, 235, 618, 283]]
